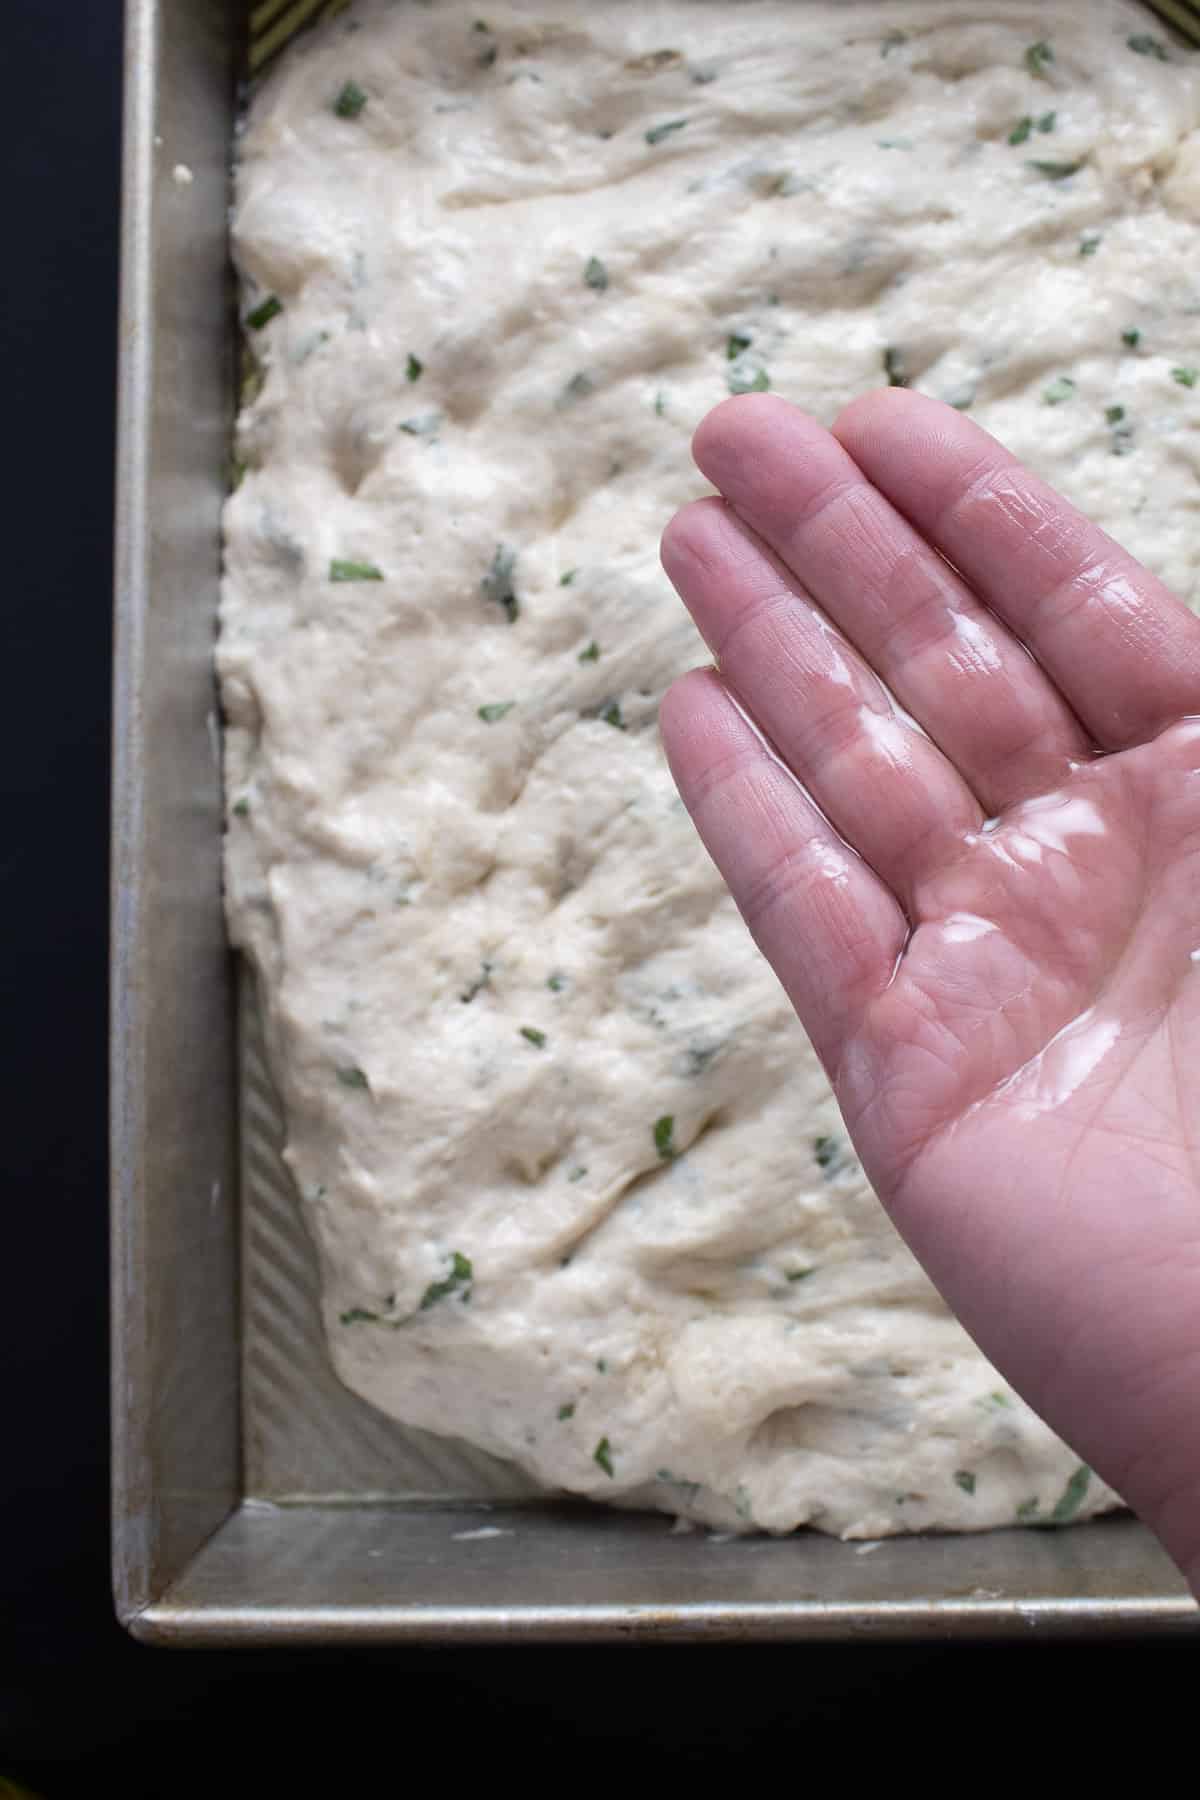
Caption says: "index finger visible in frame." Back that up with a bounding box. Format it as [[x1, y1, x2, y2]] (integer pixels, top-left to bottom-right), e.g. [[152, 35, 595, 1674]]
[[833, 389, 1200, 752]]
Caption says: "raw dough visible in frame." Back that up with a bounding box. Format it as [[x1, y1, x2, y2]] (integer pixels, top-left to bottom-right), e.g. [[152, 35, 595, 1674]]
[[221, 0, 1200, 1535]]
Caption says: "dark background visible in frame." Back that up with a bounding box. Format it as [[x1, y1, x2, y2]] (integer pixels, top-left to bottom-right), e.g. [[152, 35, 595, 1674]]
[[1, 3, 1195, 1791]]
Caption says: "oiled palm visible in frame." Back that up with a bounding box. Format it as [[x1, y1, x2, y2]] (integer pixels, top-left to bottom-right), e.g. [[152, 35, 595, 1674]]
[[660, 391, 1200, 1588]]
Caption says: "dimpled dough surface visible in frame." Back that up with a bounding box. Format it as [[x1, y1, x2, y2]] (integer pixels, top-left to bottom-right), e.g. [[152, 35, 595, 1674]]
[[221, 0, 1200, 1535]]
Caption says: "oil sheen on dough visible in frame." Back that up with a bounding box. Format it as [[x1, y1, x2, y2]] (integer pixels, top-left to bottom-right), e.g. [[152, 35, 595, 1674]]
[[220, 0, 1200, 1535]]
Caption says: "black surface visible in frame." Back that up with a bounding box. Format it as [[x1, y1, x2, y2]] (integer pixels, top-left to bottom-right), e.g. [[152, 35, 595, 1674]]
[[2, 3, 1195, 1792]]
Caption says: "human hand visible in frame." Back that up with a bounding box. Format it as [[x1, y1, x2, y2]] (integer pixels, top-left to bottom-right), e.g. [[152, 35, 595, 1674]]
[[659, 391, 1200, 1590]]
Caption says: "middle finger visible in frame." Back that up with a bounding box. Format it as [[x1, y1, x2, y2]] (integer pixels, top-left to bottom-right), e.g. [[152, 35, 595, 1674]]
[[691, 396, 1095, 814]]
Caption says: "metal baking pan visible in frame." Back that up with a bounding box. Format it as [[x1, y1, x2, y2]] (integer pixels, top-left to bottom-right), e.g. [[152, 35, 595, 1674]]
[[111, 0, 1197, 1643]]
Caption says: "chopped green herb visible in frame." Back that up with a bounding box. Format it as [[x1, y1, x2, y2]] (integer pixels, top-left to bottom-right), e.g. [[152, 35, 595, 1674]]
[[883, 345, 908, 387], [653, 1114, 677, 1160], [559, 569, 577, 588], [1027, 159, 1082, 180], [329, 558, 384, 582], [988, 1390, 1012, 1408], [460, 961, 493, 1004], [246, 295, 283, 330], [1105, 404, 1125, 425], [954, 1470, 977, 1496], [727, 366, 769, 395], [600, 700, 626, 729], [813, 1134, 840, 1172], [333, 79, 367, 118], [340, 1306, 379, 1325], [645, 117, 689, 146], [657, 1467, 702, 1501], [785, 1267, 814, 1283], [477, 42, 497, 67], [880, 28, 906, 57], [577, 640, 600, 662], [419, 1250, 473, 1311], [519, 1025, 547, 1048], [1024, 40, 1054, 78], [560, 371, 595, 405], [1016, 1496, 1040, 1521], [477, 701, 516, 723], [1007, 115, 1033, 144], [335, 1064, 370, 1091], [1050, 1463, 1091, 1523], [726, 332, 753, 360], [473, 18, 490, 30], [557, 1402, 575, 1421], [593, 1436, 615, 1477], [547, 973, 567, 992], [399, 411, 441, 437], [482, 544, 519, 621], [239, 343, 264, 406], [654, 390, 667, 417], [1079, 233, 1101, 257], [1037, 110, 1056, 133], [584, 256, 609, 291], [232, 797, 250, 818], [596, 1359, 608, 1373], [1042, 375, 1076, 405], [1127, 33, 1169, 60], [567, 1165, 588, 1182], [1171, 366, 1198, 388], [1122, 327, 1141, 348], [405, 352, 423, 382]]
